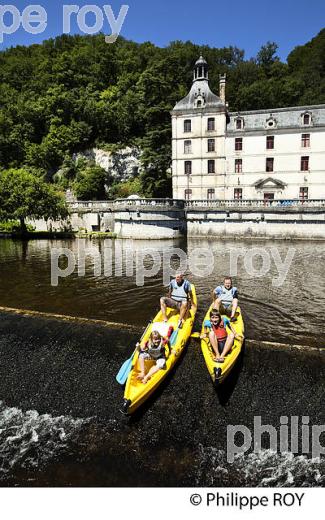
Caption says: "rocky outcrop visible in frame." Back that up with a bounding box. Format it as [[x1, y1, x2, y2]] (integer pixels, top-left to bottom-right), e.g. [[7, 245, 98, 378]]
[[73, 146, 142, 182]]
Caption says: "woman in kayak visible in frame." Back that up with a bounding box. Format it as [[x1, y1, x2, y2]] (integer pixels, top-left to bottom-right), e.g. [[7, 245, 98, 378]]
[[137, 328, 173, 384], [201, 310, 240, 363]]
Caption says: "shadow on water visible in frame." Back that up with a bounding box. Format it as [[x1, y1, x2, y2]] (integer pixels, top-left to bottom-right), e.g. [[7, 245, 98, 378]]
[[216, 340, 246, 407]]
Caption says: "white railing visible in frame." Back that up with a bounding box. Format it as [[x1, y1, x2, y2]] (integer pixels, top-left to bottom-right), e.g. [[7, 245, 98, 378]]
[[69, 201, 115, 211], [113, 198, 185, 208], [69, 199, 185, 210], [185, 199, 325, 208]]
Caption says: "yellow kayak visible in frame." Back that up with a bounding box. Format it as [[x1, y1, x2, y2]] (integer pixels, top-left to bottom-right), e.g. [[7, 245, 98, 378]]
[[200, 305, 245, 385], [122, 285, 197, 415]]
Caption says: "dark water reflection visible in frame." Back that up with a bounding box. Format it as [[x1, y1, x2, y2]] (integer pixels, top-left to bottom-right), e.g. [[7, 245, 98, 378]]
[[0, 237, 324, 346]]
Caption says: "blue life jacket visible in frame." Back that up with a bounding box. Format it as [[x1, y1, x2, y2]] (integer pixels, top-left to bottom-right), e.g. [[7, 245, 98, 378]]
[[214, 285, 238, 307], [170, 279, 191, 302]]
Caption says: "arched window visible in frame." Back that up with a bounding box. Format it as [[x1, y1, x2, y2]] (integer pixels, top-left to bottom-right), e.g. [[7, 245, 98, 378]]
[[303, 113, 311, 125]]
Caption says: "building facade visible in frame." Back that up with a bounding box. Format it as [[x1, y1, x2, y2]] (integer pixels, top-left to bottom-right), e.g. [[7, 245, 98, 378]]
[[172, 57, 325, 201]]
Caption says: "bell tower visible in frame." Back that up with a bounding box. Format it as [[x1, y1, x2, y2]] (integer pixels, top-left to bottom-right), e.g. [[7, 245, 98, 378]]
[[171, 57, 228, 200]]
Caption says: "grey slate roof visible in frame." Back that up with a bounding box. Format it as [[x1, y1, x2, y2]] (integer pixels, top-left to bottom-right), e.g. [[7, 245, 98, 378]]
[[228, 105, 325, 131], [172, 79, 225, 112]]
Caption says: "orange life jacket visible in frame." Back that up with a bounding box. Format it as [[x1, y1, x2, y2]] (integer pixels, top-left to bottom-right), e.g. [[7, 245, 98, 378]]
[[212, 320, 228, 341]]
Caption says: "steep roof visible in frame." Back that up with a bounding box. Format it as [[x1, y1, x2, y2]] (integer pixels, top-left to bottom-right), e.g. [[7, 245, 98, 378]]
[[172, 80, 225, 112], [172, 56, 225, 113]]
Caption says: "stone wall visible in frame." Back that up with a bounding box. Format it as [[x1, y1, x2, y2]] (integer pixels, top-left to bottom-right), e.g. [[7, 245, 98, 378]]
[[29, 199, 325, 240], [186, 203, 325, 239]]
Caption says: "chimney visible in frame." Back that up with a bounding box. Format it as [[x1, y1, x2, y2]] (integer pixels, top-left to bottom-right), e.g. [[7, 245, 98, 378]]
[[219, 74, 226, 104]]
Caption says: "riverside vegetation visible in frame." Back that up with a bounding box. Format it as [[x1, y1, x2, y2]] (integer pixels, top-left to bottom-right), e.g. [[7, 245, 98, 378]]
[[0, 30, 324, 230]]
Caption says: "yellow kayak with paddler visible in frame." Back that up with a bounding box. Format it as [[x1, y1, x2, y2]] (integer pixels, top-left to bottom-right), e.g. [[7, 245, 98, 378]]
[[200, 305, 245, 385], [121, 285, 197, 415]]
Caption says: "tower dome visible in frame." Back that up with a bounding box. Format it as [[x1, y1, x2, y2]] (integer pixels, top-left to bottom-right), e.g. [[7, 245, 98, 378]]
[[193, 55, 208, 81]]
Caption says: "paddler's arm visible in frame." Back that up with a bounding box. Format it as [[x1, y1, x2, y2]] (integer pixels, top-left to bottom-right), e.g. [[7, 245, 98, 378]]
[[200, 329, 209, 339], [200, 320, 211, 339], [137, 341, 148, 352]]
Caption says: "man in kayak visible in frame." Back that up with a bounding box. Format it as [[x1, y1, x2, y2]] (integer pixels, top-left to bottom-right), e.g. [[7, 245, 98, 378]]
[[213, 277, 239, 321], [201, 309, 241, 363], [160, 273, 195, 328]]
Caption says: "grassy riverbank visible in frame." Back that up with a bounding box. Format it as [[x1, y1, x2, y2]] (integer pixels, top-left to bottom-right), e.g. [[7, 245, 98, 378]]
[[0, 230, 117, 240]]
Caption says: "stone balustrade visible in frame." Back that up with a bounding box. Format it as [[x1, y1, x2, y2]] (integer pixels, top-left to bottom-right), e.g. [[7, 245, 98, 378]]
[[69, 198, 325, 212], [69, 199, 185, 212]]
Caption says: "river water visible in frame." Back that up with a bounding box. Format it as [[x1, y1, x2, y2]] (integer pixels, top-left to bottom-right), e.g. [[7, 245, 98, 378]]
[[0, 237, 324, 486]]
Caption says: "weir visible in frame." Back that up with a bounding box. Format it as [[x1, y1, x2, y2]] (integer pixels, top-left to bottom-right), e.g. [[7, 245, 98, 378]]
[[0, 306, 323, 353], [0, 310, 324, 486]]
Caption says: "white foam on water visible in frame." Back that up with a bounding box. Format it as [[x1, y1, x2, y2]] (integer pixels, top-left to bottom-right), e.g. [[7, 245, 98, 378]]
[[197, 446, 325, 487], [0, 401, 87, 479], [234, 450, 325, 487]]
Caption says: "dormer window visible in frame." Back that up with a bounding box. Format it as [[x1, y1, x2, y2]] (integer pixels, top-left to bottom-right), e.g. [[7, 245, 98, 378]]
[[195, 88, 206, 108], [265, 116, 277, 129], [235, 118, 244, 130], [302, 112, 312, 126]]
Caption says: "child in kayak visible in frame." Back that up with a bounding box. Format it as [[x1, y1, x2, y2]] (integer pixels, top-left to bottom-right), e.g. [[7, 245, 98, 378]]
[[201, 309, 241, 363], [137, 327, 173, 384]]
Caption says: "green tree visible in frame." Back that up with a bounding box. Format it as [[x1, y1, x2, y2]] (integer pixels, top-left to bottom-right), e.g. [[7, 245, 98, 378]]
[[0, 169, 68, 233], [109, 177, 143, 199], [256, 41, 279, 68], [73, 165, 109, 200]]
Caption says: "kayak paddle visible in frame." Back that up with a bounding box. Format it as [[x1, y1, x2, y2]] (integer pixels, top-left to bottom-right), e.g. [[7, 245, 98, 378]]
[[170, 321, 183, 346], [116, 322, 151, 385]]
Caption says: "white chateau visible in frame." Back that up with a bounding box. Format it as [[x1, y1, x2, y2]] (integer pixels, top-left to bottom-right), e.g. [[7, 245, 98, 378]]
[[171, 56, 325, 201]]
